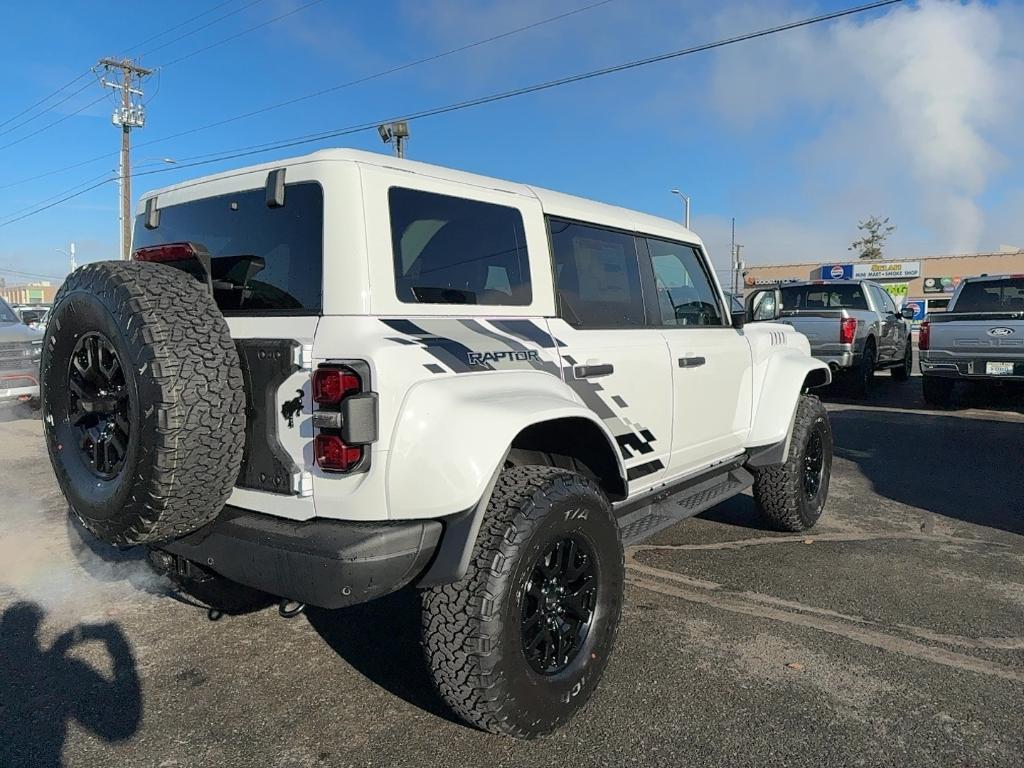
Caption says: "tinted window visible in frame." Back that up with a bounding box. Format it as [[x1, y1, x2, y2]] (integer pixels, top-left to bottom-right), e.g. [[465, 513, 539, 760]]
[[780, 284, 868, 311], [548, 218, 645, 328], [953, 278, 1024, 312], [389, 187, 530, 306], [132, 182, 323, 314], [646, 239, 723, 327], [0, 299, 18, 324]]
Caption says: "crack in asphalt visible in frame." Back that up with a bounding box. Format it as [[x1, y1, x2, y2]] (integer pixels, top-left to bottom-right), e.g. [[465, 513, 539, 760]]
[[628, 530, 1011, 553]]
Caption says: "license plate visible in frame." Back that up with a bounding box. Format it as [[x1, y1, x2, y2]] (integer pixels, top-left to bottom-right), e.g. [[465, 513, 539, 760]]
[[986, 362, 1014, 375]]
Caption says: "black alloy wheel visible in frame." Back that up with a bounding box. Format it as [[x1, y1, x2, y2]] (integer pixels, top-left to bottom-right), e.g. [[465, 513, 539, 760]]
[[67, 332, 132, 479], [802, 425, 825, 500], [520, 535, 598, 676]]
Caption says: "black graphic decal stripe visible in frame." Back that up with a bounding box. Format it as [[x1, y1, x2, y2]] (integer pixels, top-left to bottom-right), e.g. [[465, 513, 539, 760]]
[[490, 319, 565, 348], [381, 319, 490, 372], [616, 433, 655, 458], [466, 320, 563, 377], [627, 459, 664, 481]]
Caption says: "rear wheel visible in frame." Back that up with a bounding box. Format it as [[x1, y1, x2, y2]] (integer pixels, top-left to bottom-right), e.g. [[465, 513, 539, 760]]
[[891, 337, 913, 381], [421, 466, 623, 738], [752, 395, 832, 532], [851, 341, 876, 398], [922, 375, 954, 408]]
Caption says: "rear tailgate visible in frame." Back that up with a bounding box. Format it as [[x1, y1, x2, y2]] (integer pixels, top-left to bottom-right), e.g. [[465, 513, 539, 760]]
[[779, 312, 846, 355], [927, 314, 1024, 375]]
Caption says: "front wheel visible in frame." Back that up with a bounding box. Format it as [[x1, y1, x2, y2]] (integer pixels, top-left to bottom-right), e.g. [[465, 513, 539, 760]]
[[752, 395, 833, 532], [421, 466, 624, 739]]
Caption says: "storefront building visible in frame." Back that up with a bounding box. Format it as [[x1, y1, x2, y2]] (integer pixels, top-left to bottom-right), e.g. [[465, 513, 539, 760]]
[[0, 281, 58, 306], [742, 250, 1024, 321]]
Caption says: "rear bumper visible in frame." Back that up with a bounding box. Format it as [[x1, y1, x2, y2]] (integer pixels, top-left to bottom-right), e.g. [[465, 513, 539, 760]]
[[0, 369, 39, 402], [812, 349, 858, 370], [920, 355, 1024, 380], [159, 506, 442, 609]]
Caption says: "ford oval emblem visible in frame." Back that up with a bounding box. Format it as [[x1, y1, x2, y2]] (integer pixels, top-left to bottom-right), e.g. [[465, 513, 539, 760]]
[[988, 327, 1015, 336]]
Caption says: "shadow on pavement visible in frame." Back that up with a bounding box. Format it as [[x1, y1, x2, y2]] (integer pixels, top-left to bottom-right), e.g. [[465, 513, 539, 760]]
[[828, 406, 1024, 535], [0, 601, 143, 768], [305, 589, 467, 728], [696, 492, 774, 531]]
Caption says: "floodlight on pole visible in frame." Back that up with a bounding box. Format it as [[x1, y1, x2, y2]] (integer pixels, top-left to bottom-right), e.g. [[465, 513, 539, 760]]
[[670, 189, 691, 229], [378, 121, 410, 159]]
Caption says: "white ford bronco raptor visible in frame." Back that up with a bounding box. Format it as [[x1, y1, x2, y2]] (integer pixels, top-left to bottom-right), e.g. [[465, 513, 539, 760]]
[[41, 149, 832, 738]]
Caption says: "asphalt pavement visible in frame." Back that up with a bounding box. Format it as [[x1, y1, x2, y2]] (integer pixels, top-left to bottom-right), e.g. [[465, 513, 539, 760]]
[[1, 370, 1022, 768]]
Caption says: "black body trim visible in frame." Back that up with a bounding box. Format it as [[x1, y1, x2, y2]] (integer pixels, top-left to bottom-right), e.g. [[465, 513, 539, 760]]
[[235, 338, 301, 494], [160, 505, 442, 610]]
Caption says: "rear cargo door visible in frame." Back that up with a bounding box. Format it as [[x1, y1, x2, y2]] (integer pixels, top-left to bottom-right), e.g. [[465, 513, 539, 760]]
[[132, 176, 325, 518]]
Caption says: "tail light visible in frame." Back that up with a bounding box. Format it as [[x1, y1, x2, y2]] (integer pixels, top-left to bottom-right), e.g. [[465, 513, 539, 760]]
[[313, 368, 361, 405], [919, 320, 930, 351], [840, 317, 857, 345], [312, 362, 377, 473], [315, 433, 363, 472], [133, 242, 202, 262]]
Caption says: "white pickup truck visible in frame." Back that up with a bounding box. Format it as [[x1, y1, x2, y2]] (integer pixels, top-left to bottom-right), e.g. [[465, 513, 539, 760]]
[[919, 274, 1024, 405]]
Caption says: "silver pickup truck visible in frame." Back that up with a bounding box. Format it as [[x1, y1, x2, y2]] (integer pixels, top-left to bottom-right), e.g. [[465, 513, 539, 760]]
[[749, 280, 914, 397], [919, 274, 1024, 406], [0, 296, 43, 405]]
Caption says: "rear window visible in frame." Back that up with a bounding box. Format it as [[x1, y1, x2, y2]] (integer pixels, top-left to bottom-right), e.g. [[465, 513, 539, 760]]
[[132, 182, 323, 314], [0, 299, 17, 324], [780, 284, 868, 311], [953, 278, 1024, 313], [389, 187, 531, 306]]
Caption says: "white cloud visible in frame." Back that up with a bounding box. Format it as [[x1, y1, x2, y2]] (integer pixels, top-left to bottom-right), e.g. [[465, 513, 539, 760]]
[[707, 0, 1024, 260]]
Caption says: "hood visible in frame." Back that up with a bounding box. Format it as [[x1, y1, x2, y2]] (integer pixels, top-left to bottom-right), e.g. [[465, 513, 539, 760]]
[[0, 321, 43, 343]]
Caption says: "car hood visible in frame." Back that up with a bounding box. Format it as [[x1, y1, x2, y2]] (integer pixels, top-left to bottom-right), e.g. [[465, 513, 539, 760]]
[[0, 321, 43, 342]]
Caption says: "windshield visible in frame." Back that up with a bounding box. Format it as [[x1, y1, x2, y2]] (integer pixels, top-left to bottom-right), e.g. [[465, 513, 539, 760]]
[[953, 278, 1024, 313], [132, 182, 323, 315], [780, 284, 868, 311], [0, 298, 18, 324]]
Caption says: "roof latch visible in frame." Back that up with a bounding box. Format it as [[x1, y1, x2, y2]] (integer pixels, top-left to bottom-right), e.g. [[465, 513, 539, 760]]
[[265, 168, 286, 208]]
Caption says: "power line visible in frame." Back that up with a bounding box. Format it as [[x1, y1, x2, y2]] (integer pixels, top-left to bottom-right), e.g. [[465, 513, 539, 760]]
[[0, 69, 93, 131], [0, 171, 114, 224], [0, 93, 109, 153], [0, 178, 114, 229], [0, 266, 66, 281], [123, 0, 244, 56], [158, 0, 326, 68], [0, 0, 615, 189], [2, 0, 901, 229], [138, 0, 269, 59], [128, 0, 905, 181], [138, 0, 615, 147]]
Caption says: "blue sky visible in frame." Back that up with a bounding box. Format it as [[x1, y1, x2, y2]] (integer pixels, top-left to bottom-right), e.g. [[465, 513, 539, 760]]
[[1, 0, 1022, 284]]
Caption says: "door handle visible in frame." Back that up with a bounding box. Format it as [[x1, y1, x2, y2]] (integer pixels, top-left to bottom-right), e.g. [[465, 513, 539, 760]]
[[574, 363, 614, 379], [678, 356, 706, 368]]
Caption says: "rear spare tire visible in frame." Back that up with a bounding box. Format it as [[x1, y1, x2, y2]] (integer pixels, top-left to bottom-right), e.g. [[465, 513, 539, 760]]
[[41, 261, 246, 546]]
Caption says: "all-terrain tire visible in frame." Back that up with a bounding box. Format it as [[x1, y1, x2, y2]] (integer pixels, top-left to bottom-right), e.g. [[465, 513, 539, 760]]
[[922, 375, 954, 408], [752, 394, 832, 532], [851, 340, 876, 398], [41, 261, 246, 546], [891, 336, 912, 381], [421, 466, 624, 739]]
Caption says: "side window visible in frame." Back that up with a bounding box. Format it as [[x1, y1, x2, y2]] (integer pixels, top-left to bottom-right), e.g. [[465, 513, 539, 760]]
[[548, 217, 645, 328], [389, 187, 531, 306], [645, 238, 723, 327]]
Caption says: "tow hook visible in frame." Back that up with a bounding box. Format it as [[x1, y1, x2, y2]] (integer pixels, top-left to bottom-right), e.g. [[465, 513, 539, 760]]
[[278, 599, 305, 619]]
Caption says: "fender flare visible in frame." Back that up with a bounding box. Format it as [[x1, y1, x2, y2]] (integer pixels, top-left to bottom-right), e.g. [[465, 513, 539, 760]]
[[746, 348, 830, 460], [387, 371, 625, 587]]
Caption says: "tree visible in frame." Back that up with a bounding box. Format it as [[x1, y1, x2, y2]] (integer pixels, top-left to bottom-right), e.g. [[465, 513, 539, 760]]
[[849, 216, 895, 260]]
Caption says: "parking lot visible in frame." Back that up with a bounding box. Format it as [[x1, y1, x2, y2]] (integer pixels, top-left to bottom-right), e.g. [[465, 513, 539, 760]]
[[2, 370, 1023, 768]]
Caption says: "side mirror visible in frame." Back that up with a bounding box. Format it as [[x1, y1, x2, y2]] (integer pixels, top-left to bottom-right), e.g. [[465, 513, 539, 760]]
[[900, 306, 915, 320], [745, 287, 782, 322], [731, 310, 745, 329]]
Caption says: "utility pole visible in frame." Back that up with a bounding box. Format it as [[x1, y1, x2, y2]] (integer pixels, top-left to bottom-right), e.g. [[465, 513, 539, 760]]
[[98, 58, 152, 260], [733, 243, 744, 296]]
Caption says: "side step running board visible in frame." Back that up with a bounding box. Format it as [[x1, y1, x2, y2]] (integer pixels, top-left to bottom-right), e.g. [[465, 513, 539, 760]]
[[616, 466, 754, 547]]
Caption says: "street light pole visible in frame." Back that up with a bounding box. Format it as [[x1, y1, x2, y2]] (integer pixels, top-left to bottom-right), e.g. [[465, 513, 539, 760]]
[[670, 189, 691, 229]]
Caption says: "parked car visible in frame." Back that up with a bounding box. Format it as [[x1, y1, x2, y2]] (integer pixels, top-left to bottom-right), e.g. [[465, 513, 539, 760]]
[[0, 296, 42, 405], [747, 279, 914, 396], [40, 148, 832, 738], [919, 274, 1024, 406]]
